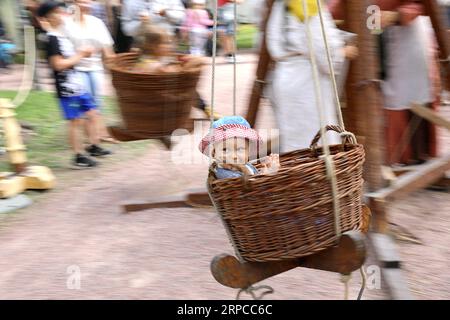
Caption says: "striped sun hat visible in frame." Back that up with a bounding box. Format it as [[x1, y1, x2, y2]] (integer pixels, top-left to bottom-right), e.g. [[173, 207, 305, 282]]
[[199, 116, 262, 156]]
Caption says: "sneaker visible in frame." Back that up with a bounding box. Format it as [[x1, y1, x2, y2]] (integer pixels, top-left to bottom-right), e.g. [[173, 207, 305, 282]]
[[225, 54, 237, 64], [85, 144, 112, 157], [73, 154, 97, 169]]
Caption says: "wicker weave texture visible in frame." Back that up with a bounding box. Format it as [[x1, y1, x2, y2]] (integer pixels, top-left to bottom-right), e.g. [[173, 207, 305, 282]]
[[109, 53, 201, 137]]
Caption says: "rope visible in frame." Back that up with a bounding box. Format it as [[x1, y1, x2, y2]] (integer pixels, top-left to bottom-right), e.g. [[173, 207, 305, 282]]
[[208, 0, 220, 164], [340, 274, 351, 300], [316, 0, 345, 130], [236, 285, 274, 300], [357, 267, 366, 300], [233, 1, 238, 115], [302, 0, 341, 238]]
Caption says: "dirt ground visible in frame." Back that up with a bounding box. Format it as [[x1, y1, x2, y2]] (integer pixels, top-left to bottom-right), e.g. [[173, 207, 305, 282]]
[[0, 54, 448, 299]]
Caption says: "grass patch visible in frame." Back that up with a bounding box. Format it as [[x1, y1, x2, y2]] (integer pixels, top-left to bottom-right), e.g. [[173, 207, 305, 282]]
[[0, 90, 149, 173], [237, 24, 257, 49]]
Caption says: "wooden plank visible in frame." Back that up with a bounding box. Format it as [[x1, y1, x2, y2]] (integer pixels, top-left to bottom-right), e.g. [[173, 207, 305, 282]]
[[122, 195, 191, 213], [382, 269, 414, 300], [370, 233, 401, 268], [369, 233, 413, 300], [366, 154, 450, 202], [186, 191, 213, 208], [411, 103, 450, 131], [211, 231, 366, 289]]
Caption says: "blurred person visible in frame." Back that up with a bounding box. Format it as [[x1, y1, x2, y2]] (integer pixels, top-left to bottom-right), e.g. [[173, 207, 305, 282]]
[[133, 24, 204, 72], [0, 18, 8, 68], [181, 0, 214, 56], [266, 0, 358, 153], [109, 0, 134, 53], [438, 0, 450, 28], [90, 0, 110, 27], [133, 23, 221, 119], [37, 0, 112, 168], [64, 0, 119, 143], [121, 0, 186, 38], [329, 0, 440, 166], [217, 0, 243, 63], [0, 36, 17, 70], [25, 0, 47, 89]]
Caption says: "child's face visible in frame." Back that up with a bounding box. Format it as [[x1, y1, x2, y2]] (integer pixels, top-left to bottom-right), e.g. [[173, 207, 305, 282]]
[[213, 137, 250, 165], [155, 36, 173, 57], [45, 8, 64, 28]]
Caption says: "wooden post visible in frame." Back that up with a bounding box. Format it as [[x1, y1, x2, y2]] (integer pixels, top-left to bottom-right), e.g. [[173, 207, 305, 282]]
[[344, 0, 385, 195], [0, 99, 28, 174], [245, 0, 275, 127]]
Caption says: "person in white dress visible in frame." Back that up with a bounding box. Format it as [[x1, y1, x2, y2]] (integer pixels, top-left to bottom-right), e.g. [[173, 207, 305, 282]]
[[266, 0, 357, 153]]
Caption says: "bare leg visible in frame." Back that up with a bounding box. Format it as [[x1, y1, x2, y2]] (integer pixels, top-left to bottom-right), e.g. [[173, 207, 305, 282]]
[[68, 119, 84, 154], [84, 109, 100, 146], [220, 34, 234, 56], [95, 110, 112, 140]]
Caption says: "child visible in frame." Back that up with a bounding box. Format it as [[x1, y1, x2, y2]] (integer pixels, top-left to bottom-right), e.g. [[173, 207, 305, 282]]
[[38, 1, 111, 168], [133, 23, 222, 118], [199, 116, 280, 180], [133, 25, 181, 73], [182, 0, 213, 56]]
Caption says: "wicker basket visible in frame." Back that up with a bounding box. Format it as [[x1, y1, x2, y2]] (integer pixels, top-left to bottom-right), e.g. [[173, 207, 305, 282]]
[[108, 53, 201, 138], [207, 126, 366, 262]]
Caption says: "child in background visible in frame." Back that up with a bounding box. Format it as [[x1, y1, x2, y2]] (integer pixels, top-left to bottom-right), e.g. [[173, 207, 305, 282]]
[[182, 0, 213, 56], [134, 24, 204, 73], [134, 25, 180, 73], [38, 0, 111, 169], [133, 22, 221, 119]]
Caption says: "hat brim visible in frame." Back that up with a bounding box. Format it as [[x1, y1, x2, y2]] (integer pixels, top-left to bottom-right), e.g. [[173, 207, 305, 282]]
[[199, 126, 262, 156]]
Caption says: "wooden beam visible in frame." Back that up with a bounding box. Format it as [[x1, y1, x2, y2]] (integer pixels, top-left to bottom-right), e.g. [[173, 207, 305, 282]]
[[123, 195, 191, 213], [366, 153, 450, 202], [211, 231, 366, 290], [369, 233, 414, 300], [411, 103, 450, 131]]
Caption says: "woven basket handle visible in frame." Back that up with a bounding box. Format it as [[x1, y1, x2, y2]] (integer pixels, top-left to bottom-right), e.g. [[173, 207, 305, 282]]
[[208, 162, 253, 190], [309, 125, 357, 151]]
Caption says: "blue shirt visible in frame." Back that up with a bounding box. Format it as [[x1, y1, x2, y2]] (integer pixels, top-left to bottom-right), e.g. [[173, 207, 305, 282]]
[[214, 163, 259, 180]]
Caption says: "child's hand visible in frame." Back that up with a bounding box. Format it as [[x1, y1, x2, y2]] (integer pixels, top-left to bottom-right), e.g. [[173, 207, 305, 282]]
[[260, 154, 280, 175], [79, 46, 95, 58], [342, 45, 358, 60]]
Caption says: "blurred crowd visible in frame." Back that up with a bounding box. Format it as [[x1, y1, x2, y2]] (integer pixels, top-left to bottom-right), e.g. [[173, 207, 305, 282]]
[[20, 0, 248, 60]]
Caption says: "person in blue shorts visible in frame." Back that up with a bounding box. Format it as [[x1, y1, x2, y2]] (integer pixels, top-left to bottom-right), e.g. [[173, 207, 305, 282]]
[[38, 1, 111, 168]]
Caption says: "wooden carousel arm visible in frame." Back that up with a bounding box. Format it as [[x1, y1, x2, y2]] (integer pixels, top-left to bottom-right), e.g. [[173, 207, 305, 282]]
[[211, 206, 370, 290], [211, 231, 367, 290]]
